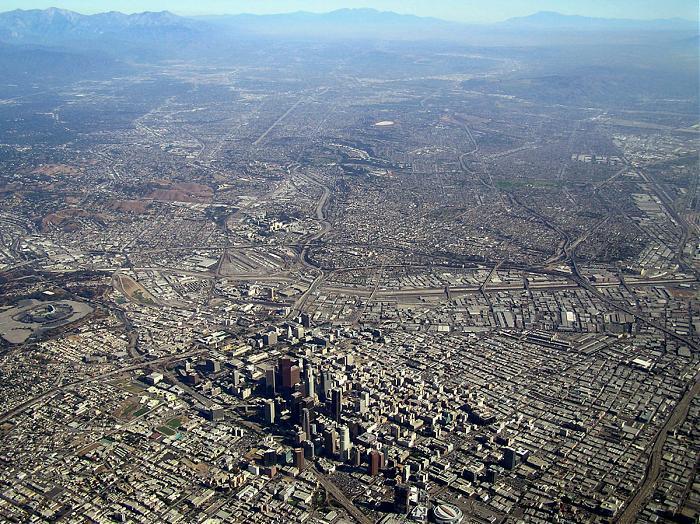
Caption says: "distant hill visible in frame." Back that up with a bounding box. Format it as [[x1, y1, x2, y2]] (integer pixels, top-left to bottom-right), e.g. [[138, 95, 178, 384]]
[[199, 8, 448, 25], [0, 41, 125, 88], [196, 8, 462, 40], [500, 11, 698, 31], [196, 8, 698, 44], [0, 7, 696, 50], [0, 8, 203, 47]]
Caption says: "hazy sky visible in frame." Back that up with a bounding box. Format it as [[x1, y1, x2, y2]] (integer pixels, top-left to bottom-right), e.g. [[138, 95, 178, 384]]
[[0, 0, 697, 22]]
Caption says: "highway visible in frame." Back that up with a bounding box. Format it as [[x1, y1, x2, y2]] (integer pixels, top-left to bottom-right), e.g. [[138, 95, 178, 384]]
[[0, 348, 207, 425], [253, 88, 329, 147], [310, 466, 373, 524], [570, 259, 698, 352], [566, 252, 699, 522], [545, 157, 700, 522], [479, 260, 502, 294], [615, 373, 700, 523], [252, 97, 306, 147], [371, 276, 698, 299], [637, 167, 696, 271], [291, 167, 333, 316]]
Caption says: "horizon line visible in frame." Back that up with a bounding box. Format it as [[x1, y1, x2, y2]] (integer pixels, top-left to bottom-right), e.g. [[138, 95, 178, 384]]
[[1, 6, 698, 24]]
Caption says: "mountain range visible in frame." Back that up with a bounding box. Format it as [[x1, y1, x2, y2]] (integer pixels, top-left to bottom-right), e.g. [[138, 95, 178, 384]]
[[0, 7, 695, 88], [500, 11, 698, 31], [0, 7, 696, 48], [0, 7, 201, 46]]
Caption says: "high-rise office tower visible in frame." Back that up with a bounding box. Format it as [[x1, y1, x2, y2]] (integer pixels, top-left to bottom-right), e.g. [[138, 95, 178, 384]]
[[263, 449, 277, 467], [303, 440, 315, 459], [402, 464, 411, 483], [394, 483, 411, 514], [294, 448, 305, 470], [280, 357, 301, 389], [331, 388, 342, 423], [265, 366, 276, 396], [304, 363, 315, 399], [503, 447, 517, 470], [302, 407, 312, 439], [352, 447, 362, 467], [324, 428, 338, 456], [280, 358, 292, 388], [339, 425, 351, 461], [320, 371, 332, 401], [263, 399, 275, 424], [369, 449, 381, 476]]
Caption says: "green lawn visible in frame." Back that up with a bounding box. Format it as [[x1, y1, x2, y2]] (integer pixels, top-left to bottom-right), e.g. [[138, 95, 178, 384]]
[[133, 406, 150, 417], [157, 425, 176, 436], [165, 417, 182, 430]]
